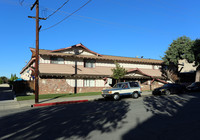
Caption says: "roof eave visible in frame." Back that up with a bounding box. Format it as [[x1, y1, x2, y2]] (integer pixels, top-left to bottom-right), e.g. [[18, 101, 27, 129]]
[[20, 58, 36, 74]]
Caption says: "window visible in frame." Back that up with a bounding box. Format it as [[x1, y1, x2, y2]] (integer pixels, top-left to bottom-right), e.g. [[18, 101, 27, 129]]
[[113, 83, 128, 88], [84, 59, 95, 68], [84, 79, 95, 87], [129, 82, 139, 87], [51, 57, 64, 64]]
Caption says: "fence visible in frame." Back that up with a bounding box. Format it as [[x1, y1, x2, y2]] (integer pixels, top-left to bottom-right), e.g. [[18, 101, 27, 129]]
[[12, 81, 34, 95]]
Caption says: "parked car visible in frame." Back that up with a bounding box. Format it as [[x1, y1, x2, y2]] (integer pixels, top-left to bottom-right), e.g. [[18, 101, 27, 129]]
[[101, 81, 142, 100], [187, 82, 200, 92], [152, 83, 186, 95]]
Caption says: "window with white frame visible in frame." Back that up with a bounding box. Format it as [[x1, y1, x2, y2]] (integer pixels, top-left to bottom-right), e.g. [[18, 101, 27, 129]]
[[84, 59, 95, 68], [84, 79, 95, 87], [50, 57, 64, 64]]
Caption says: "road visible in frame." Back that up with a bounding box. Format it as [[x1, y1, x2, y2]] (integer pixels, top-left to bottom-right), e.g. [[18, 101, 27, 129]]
[[0, 84, 15, 101], [0, 93, 200, 140]]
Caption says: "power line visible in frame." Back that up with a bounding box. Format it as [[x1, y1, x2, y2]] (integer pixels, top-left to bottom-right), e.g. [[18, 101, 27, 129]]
[[41, 0, 92, 31], [45, 0, 70, 19]]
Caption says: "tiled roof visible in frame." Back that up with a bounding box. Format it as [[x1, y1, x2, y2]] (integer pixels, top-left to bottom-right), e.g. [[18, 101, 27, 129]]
[[128, 68, 162, 77], [51, 43, 102, 56], [37, 49, 163, 65], [101, 55, 163, 64], [20, 58, 35, 74]]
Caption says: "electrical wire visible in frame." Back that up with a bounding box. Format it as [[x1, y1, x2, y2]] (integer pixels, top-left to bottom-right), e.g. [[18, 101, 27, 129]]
[[41, 0, 92, 31], [45, 0, 70, 19]]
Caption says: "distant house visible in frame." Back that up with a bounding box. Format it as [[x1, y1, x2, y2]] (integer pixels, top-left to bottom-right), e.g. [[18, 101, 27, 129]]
[[178, 59, 197, 83], [20, 43, 166, 94], [178, 59, 197, 73]]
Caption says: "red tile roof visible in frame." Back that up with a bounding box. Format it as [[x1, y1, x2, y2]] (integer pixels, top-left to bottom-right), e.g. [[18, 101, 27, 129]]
[[128, 68, 162, 77], [51, 43, 102, 56]]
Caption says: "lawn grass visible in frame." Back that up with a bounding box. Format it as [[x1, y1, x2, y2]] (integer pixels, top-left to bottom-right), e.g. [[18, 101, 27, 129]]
[[16, 92, 101, 101]]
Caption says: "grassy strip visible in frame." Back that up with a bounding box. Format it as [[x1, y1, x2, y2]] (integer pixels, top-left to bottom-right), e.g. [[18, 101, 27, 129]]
[[16, 92, 101, 101]]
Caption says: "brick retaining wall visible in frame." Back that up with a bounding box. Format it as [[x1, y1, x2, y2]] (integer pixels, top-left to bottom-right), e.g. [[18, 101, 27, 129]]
[[39, 78, 164, 94], [39, 78, 105, 94], [140, 81, 164, 91]]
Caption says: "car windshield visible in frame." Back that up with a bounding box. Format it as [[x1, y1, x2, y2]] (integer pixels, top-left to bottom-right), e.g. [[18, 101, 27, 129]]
[[113, 83, 129, 88]]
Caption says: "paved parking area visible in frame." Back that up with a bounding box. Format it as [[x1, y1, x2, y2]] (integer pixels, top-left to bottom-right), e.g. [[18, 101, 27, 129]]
[[1, 88, 199, 140], [0, 93, 200, 140]]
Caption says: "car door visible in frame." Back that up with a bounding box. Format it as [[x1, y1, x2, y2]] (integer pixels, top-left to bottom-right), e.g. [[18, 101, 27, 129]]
[[120, 83, 131, 95]]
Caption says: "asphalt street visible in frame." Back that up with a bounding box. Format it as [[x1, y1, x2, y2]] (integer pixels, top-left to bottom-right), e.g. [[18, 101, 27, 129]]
[[0, 84, 15, 101], [1, 93, 200, 140]]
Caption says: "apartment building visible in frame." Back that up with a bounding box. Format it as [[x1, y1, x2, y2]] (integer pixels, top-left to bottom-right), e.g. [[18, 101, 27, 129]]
[[20, 43, 165, 94]]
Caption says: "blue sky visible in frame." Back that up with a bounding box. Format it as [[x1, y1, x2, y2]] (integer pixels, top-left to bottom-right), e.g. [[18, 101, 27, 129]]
[[0, 0, 200, 78]]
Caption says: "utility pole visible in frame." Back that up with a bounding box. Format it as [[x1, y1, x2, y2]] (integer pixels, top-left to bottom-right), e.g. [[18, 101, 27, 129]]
[[29, 0, 46, 103]]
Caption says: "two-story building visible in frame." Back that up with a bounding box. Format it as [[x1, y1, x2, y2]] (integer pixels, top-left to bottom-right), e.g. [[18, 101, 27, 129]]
[[20, 43, 166, 94]]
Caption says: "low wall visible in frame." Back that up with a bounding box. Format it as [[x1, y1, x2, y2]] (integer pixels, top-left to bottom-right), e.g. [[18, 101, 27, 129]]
[[39, 79, 73, 94], [39, 78, 164, 94], [39, 79, 104, 94], [141, 81, 164, 91]]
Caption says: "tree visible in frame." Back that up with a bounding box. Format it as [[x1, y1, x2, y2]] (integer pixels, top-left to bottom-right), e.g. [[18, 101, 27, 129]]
[[10, 74, 18, 82], [162, 36, 194, 83], [160, 64, 179, 83], [0, 78, 3, 84], [0, 76, 9, 83], [163, 36, 194, 65], [191, 39, 200, 82], [111, 62, 127, 83]]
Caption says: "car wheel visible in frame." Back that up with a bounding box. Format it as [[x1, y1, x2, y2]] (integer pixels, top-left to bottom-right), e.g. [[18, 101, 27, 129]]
[[165, 90, 171, 95], [113, 93, 120, 101], [132, 92, 139, 99]]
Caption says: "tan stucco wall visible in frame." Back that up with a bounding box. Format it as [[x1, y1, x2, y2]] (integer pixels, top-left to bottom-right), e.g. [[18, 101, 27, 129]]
[[178, 59, 196, 73]]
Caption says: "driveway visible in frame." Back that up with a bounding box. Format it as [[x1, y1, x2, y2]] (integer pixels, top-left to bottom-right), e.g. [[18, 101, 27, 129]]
[[0, 84, 15, 101]]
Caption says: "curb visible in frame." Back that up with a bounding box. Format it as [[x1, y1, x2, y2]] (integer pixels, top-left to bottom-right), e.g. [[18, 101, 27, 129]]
[[31, 99, 89, 107]]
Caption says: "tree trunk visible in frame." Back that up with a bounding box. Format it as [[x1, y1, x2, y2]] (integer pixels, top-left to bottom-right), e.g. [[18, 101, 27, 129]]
[[195, 65, 200, 82]]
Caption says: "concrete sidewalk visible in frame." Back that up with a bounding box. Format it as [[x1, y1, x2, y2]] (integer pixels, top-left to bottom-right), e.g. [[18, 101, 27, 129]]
[[0, 95, 104, 110], [0, 91, 152, 110]]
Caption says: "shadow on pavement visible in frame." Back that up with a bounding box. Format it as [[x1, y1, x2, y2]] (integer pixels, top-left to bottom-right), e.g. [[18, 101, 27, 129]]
[[39, 95, 68, 103], [0, 100, 130, 140], [122, 93, 200, 140]]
